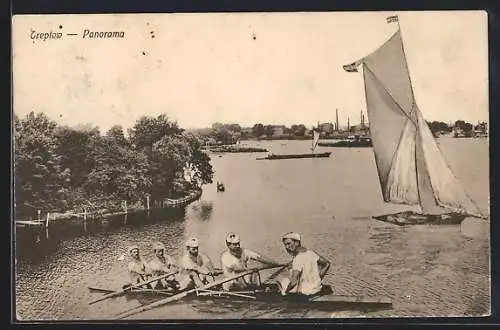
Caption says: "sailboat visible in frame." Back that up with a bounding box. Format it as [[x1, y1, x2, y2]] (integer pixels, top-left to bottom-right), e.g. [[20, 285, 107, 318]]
[[342, 15, 486, 225], [257, 130, 331, 160]]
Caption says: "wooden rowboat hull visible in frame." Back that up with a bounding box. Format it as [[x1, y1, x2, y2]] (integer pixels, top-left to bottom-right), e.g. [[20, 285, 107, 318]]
[[89, 285, 392, 310], [257, 152, 332, 160]]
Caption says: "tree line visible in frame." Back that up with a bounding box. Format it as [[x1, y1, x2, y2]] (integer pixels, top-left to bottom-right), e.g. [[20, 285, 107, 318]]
[[14, 112, 214, 218], [196, 120, 487, 144], [195, 123, 312, 145], [427, 120, 487, 137]]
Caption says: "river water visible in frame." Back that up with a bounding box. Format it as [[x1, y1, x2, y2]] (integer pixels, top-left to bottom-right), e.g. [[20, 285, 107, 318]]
[[15, 138, 490, 320]]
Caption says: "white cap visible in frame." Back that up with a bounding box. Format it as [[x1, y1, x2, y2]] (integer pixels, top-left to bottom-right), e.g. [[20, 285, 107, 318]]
[[282, 232, 301, 242], [226, 232, 240, 244], [128, 245, 139, 253], [186, 237, 199, 248], [153, 242, 165, 251]]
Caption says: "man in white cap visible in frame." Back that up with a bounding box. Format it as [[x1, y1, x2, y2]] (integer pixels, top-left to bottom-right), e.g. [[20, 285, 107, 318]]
[[277, 232, 330, 296], [177, 237, 217, 290], [221, 232, 281, 291], [146, 242, 179, 290], [126, 245, 151, 288]]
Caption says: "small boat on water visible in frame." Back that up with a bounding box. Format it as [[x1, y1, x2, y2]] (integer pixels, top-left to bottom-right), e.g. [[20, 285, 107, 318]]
[[258, 152, 331, 160], [257, 131, 331, 160], [318, 135, 372, 148], [89, 265, 393, 319]]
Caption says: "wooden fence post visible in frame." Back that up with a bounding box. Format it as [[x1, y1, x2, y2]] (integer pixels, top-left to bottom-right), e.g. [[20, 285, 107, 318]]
[[146, 196, 150, 210], [45, 213, 50, 227]]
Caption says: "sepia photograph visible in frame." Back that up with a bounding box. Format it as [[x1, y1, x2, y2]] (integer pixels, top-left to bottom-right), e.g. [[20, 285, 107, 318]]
[[12, 11, 490, 320]]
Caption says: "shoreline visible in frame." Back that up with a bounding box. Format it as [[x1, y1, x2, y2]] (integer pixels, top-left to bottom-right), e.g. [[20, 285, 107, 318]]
[[15, 189, 203, 229]]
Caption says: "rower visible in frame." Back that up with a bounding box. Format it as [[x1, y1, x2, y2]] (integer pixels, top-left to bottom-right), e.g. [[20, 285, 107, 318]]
[[221, 232, 281, 291], [177, 237, 217, 289], [276, 232, 331, 296], [126, 245, 150, 289], [146, 242, 179, 290]]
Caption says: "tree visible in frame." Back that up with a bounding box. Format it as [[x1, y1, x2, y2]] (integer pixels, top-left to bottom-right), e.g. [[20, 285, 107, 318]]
[[291, 124, 306, 136], [228, 124, 242, 133], [454, 120, 466, 130], [84, 135, 151, 204], [150, 135, 192, 198], [54, 125, 100, 188], [106, 125, 129, 146], [214, 127, 233, 144], [183, 132, 213, 187], [264, 125, 274, 137], [128, 114, 183, 155], [252, 123, 265, 137], [14, 111, 214, 215], [14, 112, 70, 215]]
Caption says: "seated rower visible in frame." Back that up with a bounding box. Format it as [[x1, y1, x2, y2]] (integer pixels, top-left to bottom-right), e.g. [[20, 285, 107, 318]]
[[221, 232, 281, 291], [276, 232, 331, 296], [126, 245, 151, 289], [177, 237, 217, 289], [146, 242, 179, 290]]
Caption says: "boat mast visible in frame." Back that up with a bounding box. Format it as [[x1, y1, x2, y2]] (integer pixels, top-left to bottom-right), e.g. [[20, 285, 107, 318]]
[[394, 15, 416, 113], [396, 16, 425, 213]]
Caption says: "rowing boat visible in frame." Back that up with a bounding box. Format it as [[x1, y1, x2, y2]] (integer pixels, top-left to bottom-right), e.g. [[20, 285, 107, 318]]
[[88, 283, 392, 313], [89, 265, 392, 319]]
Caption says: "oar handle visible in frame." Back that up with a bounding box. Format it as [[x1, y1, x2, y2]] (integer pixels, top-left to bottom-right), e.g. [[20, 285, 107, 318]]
[[262, 263, 289, 285]]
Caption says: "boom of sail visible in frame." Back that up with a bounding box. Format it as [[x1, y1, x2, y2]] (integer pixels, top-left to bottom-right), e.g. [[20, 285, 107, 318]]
[[343, 23, 484, 218]]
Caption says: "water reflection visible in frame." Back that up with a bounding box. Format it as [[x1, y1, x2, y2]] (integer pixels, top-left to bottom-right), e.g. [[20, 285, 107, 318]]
[[190, 201, 214, 221], [16, 207, 188, 264]]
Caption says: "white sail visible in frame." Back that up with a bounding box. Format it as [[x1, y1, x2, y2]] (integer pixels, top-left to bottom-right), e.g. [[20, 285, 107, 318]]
[[343, 26, 483, 217]]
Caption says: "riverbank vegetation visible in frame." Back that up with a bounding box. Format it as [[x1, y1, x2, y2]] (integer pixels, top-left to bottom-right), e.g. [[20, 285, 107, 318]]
[[191, 120, 488, 145], [14, 112, 214, 220]]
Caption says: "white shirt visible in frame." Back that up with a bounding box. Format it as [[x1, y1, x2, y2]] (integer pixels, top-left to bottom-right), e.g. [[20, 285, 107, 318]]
[[291, 250, 322, 295], [221, 248, 261, 276], [220, 248, 261, 291], [147, 255, 176, 275], [180, 253, 213, 272]]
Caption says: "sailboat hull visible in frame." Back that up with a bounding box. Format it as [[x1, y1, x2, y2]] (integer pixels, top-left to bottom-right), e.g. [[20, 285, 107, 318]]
[[257, 152, 331, 160], [373, 211, 468, 226]]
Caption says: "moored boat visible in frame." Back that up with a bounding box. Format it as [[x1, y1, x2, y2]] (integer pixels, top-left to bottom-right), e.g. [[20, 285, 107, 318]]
[[257, 131, 332, 160], [258, 152, 331, 160], [318, 135, 372, 148]]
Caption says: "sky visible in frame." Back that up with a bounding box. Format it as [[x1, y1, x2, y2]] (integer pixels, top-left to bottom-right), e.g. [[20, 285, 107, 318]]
[[12, 11, 488, 132]]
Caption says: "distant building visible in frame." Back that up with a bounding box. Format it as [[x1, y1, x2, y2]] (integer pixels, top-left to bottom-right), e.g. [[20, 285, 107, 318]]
[[272, 125, 287, 136], [319, 122, 334, 134], [241, 127, 253, 136]]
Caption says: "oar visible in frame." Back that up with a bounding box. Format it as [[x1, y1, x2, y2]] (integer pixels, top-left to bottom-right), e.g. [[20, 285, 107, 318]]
[[88, 270, 178, 305], [115, 263, 285, 319], [88, 287, 116, 294], [262, 263, 290, 285]]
